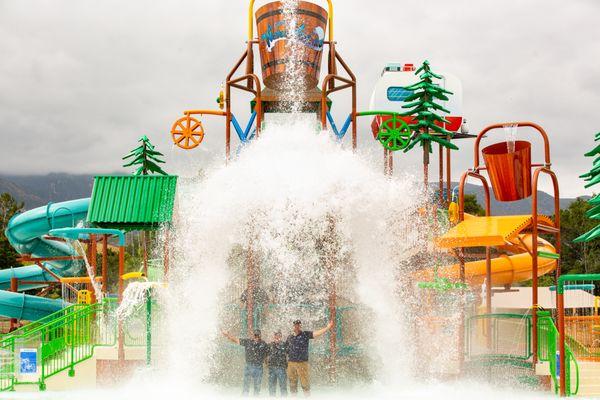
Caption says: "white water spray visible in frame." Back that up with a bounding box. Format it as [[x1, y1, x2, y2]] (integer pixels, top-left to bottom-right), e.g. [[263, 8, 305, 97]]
[[161, 118, 429, 390]]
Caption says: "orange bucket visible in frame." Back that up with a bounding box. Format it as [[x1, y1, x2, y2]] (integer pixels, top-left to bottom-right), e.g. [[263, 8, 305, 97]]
[[482, 141, 532, 201], [256, 1, 328, 90]]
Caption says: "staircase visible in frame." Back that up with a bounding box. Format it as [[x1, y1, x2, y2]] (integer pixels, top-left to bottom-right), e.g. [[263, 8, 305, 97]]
[[0, 301, 117, 391], [575, 362, 600, 397]]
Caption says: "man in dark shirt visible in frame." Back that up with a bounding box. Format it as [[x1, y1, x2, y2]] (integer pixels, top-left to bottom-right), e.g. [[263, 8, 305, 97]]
[[222, 329, 269, 396], [286, 319, 333, 396], [268, 331, 288, 397]]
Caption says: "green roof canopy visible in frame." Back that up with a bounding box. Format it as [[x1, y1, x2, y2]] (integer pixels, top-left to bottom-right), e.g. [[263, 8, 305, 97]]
[[87, 175, 177, 231]]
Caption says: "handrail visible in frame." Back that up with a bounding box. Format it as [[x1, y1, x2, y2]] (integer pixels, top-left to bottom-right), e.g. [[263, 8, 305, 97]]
[[0, 304, 79, 340], [49, 227, 126, 246], [248, 0, 334, 41], [0, 302, 115, 391], [0, 297, 158, 392], [537, 312, 579, 396], [46, 204, 75, 230]]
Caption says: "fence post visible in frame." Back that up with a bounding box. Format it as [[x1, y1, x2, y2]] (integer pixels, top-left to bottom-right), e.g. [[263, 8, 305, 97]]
[[39, 333, 46, 391], [10, 338, 15, 391], [146, 288, 152, 366], [68, 312, 76, 377]]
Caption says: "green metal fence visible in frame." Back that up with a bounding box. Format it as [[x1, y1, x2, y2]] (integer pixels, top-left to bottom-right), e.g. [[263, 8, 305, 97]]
[[466, 313, 532, 361], [123, 300, 161, 347], [537, 311, 579, 396], [0, 301, 118, 391], [0, 339, 14, 391]]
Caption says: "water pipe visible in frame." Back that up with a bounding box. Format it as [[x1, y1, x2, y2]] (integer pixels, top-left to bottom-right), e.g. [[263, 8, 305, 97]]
[[248, 0, 333, 41], [49, 228, 125, 246]]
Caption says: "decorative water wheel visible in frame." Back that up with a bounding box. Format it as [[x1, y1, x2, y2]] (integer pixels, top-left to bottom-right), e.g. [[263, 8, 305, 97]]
[[377, 117, 411, 151], [171, 115, 205, 149]]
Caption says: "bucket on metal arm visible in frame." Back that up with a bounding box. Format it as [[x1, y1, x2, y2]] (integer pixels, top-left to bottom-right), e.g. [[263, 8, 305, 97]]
[[255, 1, 328, 90], [482, 141, 532, 201]]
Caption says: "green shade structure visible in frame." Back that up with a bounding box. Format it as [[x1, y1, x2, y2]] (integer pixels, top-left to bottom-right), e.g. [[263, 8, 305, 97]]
[[87, 175, 178, 231]]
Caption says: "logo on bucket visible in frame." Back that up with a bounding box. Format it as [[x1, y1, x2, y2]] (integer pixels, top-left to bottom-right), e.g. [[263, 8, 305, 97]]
[[261, 22, 325, 52]]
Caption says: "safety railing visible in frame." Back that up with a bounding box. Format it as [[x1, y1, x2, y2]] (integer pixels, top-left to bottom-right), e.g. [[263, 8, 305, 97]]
[[0, 300, 118, 391], [537, 311, 579, 396], [466, 313, 532, 361], [123, 300, 161, 347], [0, 339, 14, 391], [2, 304, 81, 339]]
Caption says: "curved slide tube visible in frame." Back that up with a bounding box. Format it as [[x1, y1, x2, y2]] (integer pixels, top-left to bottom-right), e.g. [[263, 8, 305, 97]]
[[420, 234, 558, 286], [0, 198, 90, 320]]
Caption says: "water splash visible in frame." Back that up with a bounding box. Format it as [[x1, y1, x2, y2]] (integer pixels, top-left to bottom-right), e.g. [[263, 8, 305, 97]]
[[72, 240, 103, 303], [116, 281, 157, 321], [280, 0, 311, 114], [504, 123, 519, 153], [163, 118, 428, 388]]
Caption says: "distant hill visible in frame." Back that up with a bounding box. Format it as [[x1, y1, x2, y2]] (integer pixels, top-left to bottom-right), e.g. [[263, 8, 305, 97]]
[[0, 177, 44, 208], [459, 183, 588, 216], [0, 173, 589, 213], [0, 173, 121, 209]]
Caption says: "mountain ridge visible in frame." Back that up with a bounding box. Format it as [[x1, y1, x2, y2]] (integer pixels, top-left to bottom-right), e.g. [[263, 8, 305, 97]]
[[0, 173, 590, 213]]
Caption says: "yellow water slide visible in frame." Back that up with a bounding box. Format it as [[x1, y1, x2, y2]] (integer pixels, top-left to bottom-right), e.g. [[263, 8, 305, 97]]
[[422, 214, 558, 286]]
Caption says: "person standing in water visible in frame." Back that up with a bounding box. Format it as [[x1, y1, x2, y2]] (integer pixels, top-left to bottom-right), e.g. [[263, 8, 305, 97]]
[[268, 331, 288, 397], [286, 319, 334, 396], [222, 329, 269, 396]]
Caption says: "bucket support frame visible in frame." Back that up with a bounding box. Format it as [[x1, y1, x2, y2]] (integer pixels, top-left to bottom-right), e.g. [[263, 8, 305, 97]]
[[456, 122, 561, 384]]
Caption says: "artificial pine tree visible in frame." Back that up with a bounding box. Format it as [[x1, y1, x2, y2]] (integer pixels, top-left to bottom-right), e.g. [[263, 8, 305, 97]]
[[401, 60, 458, 186], [122, 135, 167, 176], [574, 132, 600, 243]]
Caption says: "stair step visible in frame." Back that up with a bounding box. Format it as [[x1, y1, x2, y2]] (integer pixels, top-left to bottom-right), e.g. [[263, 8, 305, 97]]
[[576, 389, 600, 396]]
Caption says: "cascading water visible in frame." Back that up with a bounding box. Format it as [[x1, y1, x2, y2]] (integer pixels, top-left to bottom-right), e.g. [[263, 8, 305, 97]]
[[504, 123, 519, 153], [72, 240, 103, 303], [43, 5, 553, 400], [90, 122, 545, 400], [280, 0, 307, 113], [162, 119, 427, 389]]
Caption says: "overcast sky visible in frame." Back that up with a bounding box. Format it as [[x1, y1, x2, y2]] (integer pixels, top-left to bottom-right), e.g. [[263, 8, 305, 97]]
[[0, 0, 599, 197]]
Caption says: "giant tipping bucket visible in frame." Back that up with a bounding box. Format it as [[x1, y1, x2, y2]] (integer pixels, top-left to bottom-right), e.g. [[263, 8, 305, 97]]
[[482, 141, 532, 201], [256, 1, 328, 90]]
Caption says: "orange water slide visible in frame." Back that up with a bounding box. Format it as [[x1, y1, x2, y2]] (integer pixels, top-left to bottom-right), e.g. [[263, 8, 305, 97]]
[[421, 214, 558, 286]]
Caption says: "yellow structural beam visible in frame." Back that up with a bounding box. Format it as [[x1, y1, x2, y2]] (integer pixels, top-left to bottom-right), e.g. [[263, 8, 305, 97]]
[[121, 271, 145, 281], [60, 276, 102, 283], [436, 215, 554, 248]]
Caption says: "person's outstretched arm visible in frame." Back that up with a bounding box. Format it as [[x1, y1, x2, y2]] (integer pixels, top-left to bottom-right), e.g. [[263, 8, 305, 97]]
[[312, 321, 334, 338], [221, 329, 241, 345]]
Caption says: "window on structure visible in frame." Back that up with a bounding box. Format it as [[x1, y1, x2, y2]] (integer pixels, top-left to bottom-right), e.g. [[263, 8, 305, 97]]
[[386, 87, 413, 102]]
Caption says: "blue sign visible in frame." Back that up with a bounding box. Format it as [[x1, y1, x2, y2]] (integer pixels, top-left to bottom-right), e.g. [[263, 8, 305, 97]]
[[19, 349, 37, 374], [261, 22, 325, 52]]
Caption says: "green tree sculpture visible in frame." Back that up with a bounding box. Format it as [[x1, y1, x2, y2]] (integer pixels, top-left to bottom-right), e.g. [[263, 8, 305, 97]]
[[574, 132, 600, 243], [123, 135, 167, 176], [401, 60, 458, 186]]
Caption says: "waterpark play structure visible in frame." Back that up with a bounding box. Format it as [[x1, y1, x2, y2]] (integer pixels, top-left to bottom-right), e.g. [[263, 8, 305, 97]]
[[1, 0, 600, 397]]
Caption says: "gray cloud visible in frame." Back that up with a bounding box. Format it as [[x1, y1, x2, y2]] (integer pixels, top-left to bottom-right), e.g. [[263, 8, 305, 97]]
[[0, 0, 599, 197]]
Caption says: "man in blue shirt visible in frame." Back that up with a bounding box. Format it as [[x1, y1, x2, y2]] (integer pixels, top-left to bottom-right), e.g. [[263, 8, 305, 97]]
[[286, 319, 333, 396], [222, 329, 269, 396], [268, 331, 288, 397]]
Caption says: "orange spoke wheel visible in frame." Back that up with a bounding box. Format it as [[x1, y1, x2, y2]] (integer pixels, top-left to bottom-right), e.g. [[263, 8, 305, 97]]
[[171, 115, 205, 149]]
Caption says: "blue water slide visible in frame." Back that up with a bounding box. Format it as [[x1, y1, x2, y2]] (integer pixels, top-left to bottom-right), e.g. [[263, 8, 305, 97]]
[[0, 198, 90, 320]]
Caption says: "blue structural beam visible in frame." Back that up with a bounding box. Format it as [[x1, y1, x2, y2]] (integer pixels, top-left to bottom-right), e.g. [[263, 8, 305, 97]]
[[326, 112, 353, 139], [231, 112, 257, 142]]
